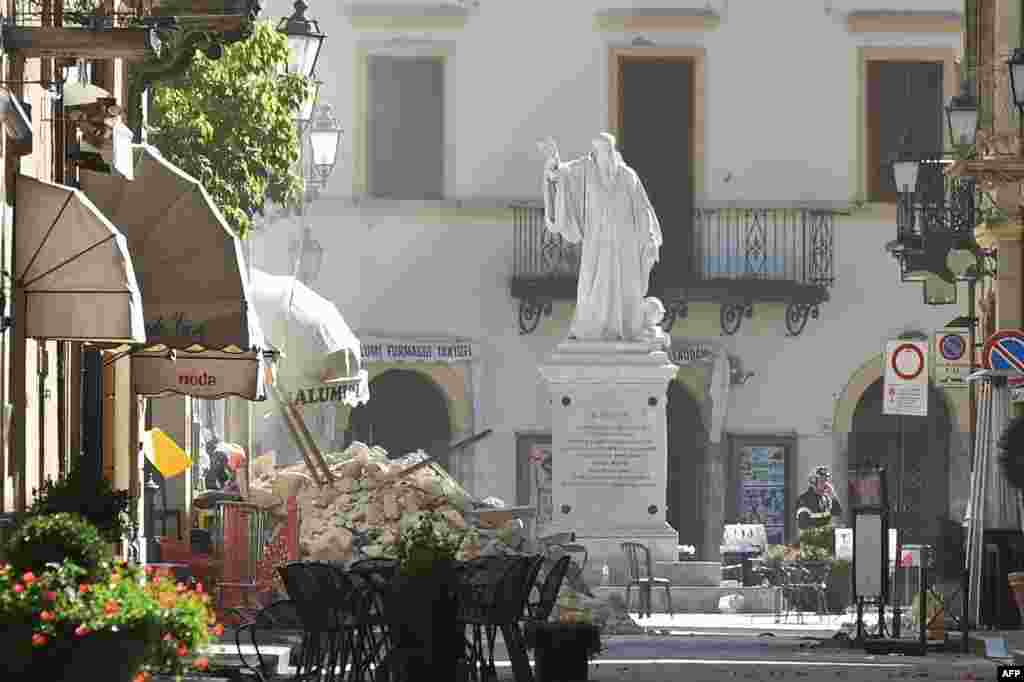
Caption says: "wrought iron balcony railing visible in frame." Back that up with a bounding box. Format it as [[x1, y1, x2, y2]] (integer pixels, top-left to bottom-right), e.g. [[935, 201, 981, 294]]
[[510, 202, 836, 336]]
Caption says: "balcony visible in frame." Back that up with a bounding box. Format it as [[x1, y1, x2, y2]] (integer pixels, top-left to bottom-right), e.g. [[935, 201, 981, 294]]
[[510, 203, 836, 336]]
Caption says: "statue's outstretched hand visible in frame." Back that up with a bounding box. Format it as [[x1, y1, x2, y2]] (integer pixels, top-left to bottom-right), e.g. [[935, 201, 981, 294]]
[[537, 137, 561, 170]]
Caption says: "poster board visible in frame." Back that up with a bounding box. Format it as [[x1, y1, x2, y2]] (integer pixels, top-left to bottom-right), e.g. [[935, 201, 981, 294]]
[[855, 513, 884, 598], [737, 445, 786, 544]]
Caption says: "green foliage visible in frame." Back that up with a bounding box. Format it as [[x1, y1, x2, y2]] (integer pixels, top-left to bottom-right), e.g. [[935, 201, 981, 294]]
[[5, 514, 110, 581], [798, 524, 835, 560], [148, 21, 313, 238], [395, 511, 466, 577], [911, 588, 945, 627], [28, 464, 131, 543]]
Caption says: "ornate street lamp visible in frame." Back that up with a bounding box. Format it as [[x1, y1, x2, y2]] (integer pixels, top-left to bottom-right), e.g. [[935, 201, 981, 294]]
[[277, 0, 325, 80], [308, 103, 343, 189], [891, 134, 921, 195], [297, 79, 322, 134], [946, 81, 980, 149]]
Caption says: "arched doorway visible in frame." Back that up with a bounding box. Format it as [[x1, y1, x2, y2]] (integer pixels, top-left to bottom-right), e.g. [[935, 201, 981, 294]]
[[849, 379, 952, 578], [347, 369, 453, 470], [666, 381, 708, 549]]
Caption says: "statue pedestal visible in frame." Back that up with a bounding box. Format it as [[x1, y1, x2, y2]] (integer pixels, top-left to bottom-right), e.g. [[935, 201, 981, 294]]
[[539, 340, 680, 588]]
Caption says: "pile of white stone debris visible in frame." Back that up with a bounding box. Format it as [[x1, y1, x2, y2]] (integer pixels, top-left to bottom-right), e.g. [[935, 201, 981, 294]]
[[241, 440, 642, 634], [244, 441, 501, 563]]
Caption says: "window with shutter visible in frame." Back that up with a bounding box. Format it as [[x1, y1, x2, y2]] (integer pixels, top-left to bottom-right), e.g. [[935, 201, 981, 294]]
[[617, 57, 695, 293], [866, 61, 943, 203], [367, 56, 445, 200]]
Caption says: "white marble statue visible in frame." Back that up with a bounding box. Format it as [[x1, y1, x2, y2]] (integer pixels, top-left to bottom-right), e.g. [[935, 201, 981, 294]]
[[538, 133, 663, 341]]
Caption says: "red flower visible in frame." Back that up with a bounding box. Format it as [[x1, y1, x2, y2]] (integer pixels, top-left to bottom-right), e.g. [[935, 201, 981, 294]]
[[104, 601, 120, 615], [144, 566, 155, 576], [211, 623, 225, 637], [176, 582, 186, 593], [193, 657, 210, 671], [44, 591, 57, 602], [177, 643, 189, 658], [13, 584, 24, 594], [74, 625, 91, 637], [78, 584, 90, 594], [22, 572, 35, 585], [194, 581, 204, 593], [133, 672, 150, 682], [162, 632, 174, 642], [31, 633, 47, 647], [39, 610, 55, 622]]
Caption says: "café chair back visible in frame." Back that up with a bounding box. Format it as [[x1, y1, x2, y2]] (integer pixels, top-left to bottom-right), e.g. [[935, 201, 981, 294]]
[[621, 542, 673, 618]]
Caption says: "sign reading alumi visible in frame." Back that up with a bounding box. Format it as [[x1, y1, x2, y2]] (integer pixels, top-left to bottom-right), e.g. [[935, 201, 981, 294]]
[[291, 383, 363, 406]]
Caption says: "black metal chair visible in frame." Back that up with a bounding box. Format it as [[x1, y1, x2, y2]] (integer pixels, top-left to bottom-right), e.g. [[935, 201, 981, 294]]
[[621, 542, 673, 618], [457, 555, 536, 682], [304, 562, 363, 682], [783, 561, 832, 624], [277, 562, 333, 681], [346, 559, 399, 681], [527, 554, 572, 623], [484, 555, 544, 667], [234, 599, 306, 681]]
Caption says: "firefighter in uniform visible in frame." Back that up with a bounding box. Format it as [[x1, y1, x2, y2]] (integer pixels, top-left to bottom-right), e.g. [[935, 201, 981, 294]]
[[795, 465, 843, 530]]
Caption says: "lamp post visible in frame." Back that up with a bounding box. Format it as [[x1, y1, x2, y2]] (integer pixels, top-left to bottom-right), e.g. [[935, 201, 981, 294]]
[[289, 103, 342, 286], [886, 79, 981, 653], [277, 0, 325, 80], [308, 103, 343, 193]]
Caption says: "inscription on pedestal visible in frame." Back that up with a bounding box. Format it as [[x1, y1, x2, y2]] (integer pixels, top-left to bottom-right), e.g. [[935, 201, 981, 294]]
[[562, 405, 658, 489]]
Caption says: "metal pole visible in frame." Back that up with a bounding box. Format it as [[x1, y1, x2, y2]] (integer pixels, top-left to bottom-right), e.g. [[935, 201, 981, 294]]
[[964, 275, 977, 653], [893, 414, 904, 638]]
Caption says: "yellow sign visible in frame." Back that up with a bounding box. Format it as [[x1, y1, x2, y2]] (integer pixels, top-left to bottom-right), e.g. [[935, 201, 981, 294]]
[[143, 428, 191, 479]]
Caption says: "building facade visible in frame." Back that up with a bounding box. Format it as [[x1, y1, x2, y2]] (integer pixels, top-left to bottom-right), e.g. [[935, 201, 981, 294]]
[[252, 0, 973, 575]]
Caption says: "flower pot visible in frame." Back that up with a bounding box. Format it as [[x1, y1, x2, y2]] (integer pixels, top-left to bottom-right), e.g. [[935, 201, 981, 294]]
[[386, 562, 460, 680], [530, 622, 600, 682], [927, 612, 945, 642], [5, 625, 150, 682]]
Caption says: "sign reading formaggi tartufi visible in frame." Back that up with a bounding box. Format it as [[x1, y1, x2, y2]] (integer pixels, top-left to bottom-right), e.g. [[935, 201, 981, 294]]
[[360, 337, 479, 363]]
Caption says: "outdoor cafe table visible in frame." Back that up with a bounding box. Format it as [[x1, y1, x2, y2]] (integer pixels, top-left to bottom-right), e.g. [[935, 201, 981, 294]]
[[343, 556, 536, 682]]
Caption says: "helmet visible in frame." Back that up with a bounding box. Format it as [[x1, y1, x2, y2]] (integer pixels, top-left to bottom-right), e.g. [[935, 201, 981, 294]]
[[809, 465, 832, 485]]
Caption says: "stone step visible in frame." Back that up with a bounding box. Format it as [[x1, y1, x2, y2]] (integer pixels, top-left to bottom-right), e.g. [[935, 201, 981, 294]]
[[594, 585, 784, 614]]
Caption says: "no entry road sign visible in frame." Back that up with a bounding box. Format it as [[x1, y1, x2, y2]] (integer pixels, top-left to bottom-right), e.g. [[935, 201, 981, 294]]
[[983, 330, 1024, 374], [883, 340, 928, 417]]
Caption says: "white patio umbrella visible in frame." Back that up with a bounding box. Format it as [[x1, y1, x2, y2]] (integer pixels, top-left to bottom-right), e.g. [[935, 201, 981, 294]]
[[248, 269, 368, 403]]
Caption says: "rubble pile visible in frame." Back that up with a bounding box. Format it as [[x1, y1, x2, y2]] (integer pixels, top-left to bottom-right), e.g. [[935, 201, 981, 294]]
[[244, 440, 641, 634], [246, 442, 484, 563]]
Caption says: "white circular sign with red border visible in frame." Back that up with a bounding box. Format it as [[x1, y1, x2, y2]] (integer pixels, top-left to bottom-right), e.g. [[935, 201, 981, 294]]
[[891, 343, 925, 381]]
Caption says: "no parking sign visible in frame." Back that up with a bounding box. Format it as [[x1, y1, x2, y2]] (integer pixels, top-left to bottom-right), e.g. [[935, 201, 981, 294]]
[[883, 340, 928, 417]]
